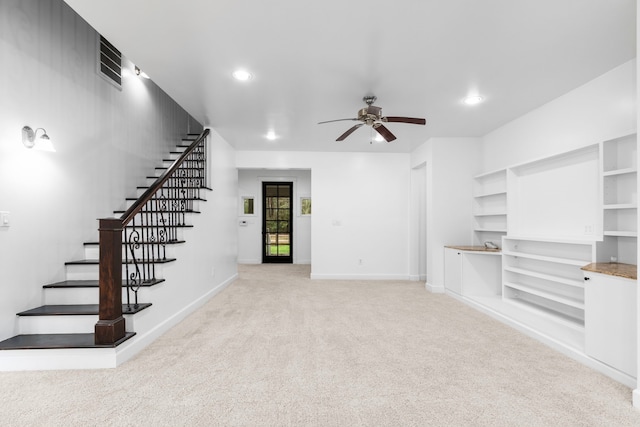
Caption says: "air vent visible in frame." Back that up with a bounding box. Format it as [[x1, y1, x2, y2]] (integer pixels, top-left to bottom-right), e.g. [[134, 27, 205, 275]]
[[98, 35, 122, 88]]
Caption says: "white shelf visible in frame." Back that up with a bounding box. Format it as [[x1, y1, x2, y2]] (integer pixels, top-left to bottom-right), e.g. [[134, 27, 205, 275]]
[[603, 167, 637, 177], [504, 281, 584, 310], [474, 228, 507, 233], [600, 133, 637, 264], [502, 296, 585, 332], [473, 190, 506, 199], [501, 250, 587, 266], [603, 203, 637, 210], [474, 168, 507, 180], [603, 231, 638, 237], [503, 266, 584, 288], [473, 211, 507, 217]]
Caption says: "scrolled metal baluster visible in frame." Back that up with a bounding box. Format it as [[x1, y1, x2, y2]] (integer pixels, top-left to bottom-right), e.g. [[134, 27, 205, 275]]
[[126, 225, 142, 310]]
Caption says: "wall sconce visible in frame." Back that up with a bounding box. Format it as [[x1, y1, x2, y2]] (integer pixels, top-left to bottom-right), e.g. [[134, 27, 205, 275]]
[[22, 126, 56, 152], [134, 66, 150, 79]]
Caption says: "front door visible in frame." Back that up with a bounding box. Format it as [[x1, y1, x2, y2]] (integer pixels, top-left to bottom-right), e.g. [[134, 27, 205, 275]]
[[262, 182, 293, 263]]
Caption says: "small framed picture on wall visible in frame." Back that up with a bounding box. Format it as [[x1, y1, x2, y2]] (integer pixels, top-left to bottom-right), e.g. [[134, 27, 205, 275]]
[[300, 197, 311, 216]]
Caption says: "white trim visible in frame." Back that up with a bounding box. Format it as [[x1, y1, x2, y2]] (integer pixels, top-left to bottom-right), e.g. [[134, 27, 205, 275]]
[[310, 273, 410, 280], [116, 273, 238, 366], [0, 273, 238, 371], [633, 389, 640, 408], [450, 292, 637, 389], [425, 282, 445, 293]]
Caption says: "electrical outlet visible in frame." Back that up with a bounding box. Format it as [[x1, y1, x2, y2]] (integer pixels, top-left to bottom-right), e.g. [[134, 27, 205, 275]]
[[0, 211, 10, 228], [358, 259, 363, 265]]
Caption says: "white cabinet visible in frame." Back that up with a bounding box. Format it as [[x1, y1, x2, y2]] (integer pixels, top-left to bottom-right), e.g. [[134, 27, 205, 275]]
[[472, 169, 507, 246], [445, 247, 502, 297], [444, 248, 463, 295], [583, 269, 637, 377]]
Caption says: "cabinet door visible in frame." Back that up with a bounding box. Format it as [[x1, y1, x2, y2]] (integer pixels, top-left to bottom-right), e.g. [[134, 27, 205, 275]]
[[584, 272, 637, 377], [444, 248, 462, 294]]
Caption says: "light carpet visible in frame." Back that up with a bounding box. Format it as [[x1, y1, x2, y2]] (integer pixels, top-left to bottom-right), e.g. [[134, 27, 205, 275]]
[[1, 264, 639, 426]]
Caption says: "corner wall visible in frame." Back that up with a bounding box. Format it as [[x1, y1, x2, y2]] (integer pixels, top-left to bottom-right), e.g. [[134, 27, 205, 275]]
[[411, 138, 481, 292]]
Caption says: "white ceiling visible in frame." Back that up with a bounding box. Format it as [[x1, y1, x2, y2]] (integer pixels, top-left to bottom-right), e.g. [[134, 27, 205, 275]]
[[63, 0, 636, 153]]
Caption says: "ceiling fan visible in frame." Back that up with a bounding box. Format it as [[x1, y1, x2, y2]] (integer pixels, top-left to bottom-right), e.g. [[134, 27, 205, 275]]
[[318, 95, 426, 142]]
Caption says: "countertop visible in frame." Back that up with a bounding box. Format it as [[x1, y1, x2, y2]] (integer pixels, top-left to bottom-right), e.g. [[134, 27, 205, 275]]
[[581, 263, 637, 280], [445, 245, 501, 253]]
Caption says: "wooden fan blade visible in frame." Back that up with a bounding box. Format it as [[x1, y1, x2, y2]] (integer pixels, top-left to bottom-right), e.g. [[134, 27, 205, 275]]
[[383, 116, 426, 125], [373, 124, 397, 142], [318, 118, 359, 124], [336, 124, 364, 141]]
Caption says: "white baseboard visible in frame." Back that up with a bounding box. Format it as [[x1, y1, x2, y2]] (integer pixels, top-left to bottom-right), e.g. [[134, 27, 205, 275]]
[[454, 292, 637, 389], [238, 259, 261, 264], [115, 273, 238, 366], [425, 282, 445, 293], [310, 273, 410, 280]]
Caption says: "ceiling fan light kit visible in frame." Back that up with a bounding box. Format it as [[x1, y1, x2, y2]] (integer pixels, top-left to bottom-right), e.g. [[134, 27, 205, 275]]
[[318, 95, 426, 143]]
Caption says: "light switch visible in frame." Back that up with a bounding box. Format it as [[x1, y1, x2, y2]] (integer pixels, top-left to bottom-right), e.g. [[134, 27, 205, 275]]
[[0, 211, 10, 227]]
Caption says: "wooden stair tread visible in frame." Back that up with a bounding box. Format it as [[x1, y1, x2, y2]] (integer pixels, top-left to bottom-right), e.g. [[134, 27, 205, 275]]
[[126, 196, 206, 201], [65, 258, 176, 265], [17, 303, 151, 316], [43, 279, 165, 288], [0, 332, 135, 350], [83, 240, 187, 246], [115, 207, 200, 214]]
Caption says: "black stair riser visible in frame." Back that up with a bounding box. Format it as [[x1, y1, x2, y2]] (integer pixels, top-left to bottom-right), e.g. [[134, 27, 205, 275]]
[[43, 279, 165, 288], [65, 258, 177, 266], [18, 303, 152, 316], [0, 333, 136, 350]]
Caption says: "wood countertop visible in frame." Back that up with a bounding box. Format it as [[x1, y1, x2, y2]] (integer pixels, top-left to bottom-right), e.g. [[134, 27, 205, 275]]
[[445, 245, 501, 253], [581, 263, 637, 280]]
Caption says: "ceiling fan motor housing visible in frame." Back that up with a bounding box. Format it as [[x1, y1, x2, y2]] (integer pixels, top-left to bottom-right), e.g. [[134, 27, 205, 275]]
[[358, 105, 382, 124]]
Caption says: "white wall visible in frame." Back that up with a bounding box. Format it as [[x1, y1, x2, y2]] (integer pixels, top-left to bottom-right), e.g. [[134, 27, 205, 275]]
[[411, 138, 481, 292], [121, 129, 238, 361], [0, 0, 206, 341], [481, 60, 636, 171], [236, 151, 411, 279], [237, 169, 311, 264]]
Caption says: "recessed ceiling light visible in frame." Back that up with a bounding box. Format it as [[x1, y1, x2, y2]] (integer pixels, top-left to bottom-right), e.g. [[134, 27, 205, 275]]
[[232, 69, 253, 81], [266, 130, 277, 140], [463, 95, 484, 105]]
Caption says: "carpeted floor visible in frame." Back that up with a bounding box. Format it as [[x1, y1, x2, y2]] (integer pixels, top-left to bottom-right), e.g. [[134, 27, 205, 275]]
[[1, 264, 639, 426]]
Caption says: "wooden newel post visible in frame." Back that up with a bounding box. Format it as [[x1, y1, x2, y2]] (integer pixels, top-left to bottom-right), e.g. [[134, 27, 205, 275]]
[[95, 218, 126, 345]]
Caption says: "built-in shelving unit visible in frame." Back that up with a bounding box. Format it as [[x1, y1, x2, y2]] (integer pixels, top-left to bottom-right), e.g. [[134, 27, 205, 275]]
[[601, 134, 637, 262], [472, 169, 507, 246], [501, 236, 594, 346], [462, 132, 638, 383]]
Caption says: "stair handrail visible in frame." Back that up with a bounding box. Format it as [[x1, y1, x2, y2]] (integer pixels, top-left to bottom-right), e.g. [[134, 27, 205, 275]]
[[95, 129, 210, 345], [121, 129, 210, 224]]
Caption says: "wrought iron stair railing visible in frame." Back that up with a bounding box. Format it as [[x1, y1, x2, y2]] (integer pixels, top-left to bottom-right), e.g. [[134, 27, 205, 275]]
[[95, 129, 210, 344]]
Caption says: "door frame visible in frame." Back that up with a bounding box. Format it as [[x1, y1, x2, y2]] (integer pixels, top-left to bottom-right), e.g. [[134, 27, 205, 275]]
[[262, 181, 294, 264]]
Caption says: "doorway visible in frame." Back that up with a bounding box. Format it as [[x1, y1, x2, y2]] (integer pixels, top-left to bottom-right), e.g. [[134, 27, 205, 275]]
[[262, 182, 293, 263]]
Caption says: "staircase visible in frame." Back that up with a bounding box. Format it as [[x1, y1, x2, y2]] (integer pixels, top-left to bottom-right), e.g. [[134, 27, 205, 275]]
[[0, 131, 210, 370]]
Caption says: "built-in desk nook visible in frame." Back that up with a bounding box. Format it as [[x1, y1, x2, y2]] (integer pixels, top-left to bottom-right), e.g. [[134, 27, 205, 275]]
[[444, 131, 638, 388], [444, 246, 501, 297]]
